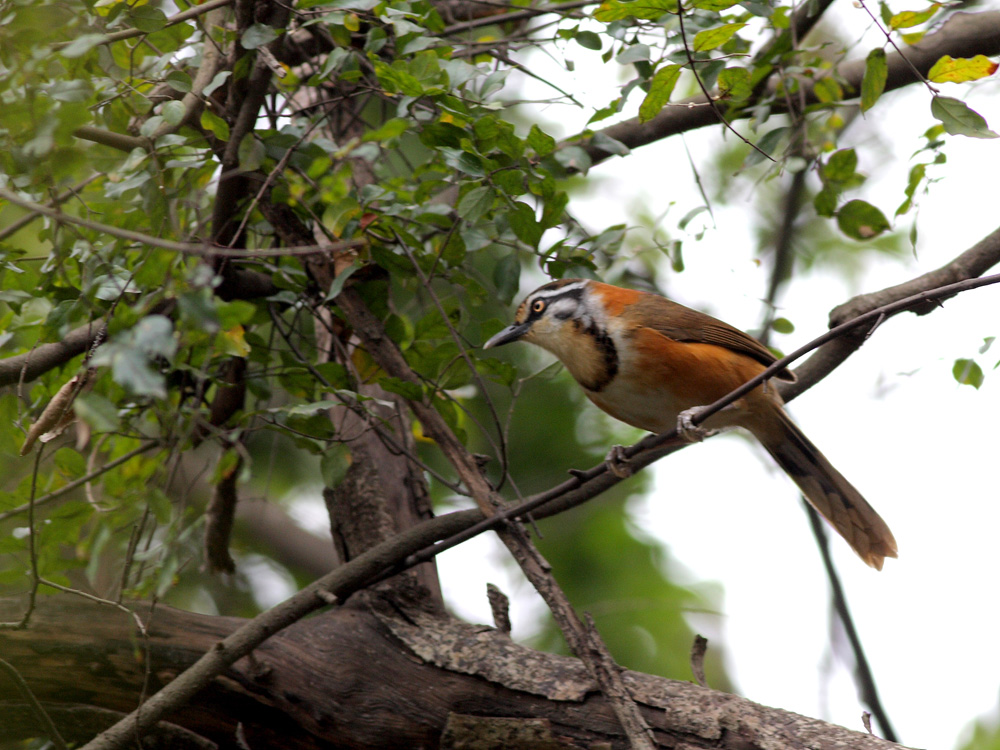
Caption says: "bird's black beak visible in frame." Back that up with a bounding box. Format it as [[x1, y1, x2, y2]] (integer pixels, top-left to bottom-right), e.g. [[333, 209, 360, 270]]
[[483, 322, 530, 349]]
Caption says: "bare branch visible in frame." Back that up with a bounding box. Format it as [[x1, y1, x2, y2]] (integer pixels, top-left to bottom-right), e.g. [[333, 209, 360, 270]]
[[0, 658, 68, 750], [784, 224, 1000, 399], [578, 10, 1000, 165], [0, 321, 104, 388]]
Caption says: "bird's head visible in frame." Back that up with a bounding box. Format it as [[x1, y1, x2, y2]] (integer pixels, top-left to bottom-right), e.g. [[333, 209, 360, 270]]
[[482, 278, 596, 353]]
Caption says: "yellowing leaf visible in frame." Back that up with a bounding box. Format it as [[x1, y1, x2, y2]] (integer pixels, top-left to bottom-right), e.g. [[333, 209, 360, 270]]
[[928, 55, 999, 84], [953, 358, 984, 389], [219, 325, 251, 357], [594, 0, 677, 22], [889, 3, 940, 29]]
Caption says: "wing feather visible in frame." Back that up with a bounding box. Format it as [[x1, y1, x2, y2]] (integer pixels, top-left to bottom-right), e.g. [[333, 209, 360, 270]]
[[632, 294, 796, 382]]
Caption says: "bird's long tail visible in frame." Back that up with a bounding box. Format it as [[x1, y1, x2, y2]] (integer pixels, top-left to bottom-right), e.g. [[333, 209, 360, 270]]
[[750, 407, 898, 570]]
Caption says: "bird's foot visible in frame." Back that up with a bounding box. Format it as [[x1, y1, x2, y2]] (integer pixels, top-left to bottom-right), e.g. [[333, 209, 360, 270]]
[[605, 444, 633, 479], [677, 407, 712, 443]]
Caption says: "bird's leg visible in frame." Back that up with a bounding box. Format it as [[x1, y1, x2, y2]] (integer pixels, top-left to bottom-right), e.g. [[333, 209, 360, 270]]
[[676, 405, 732, 443], [605, 444, 633, 478]]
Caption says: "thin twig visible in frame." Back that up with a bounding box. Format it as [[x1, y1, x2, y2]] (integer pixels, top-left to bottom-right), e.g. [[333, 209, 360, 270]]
[[439, 0, 595, 35], [0, 187, 365, 257], [856, 0, 939, 96], [0, 442, 160, 524], [805, 503, 898, 742], [676, 0, 775, 162], [0, 658, 68, 750], [391, 232, 511, 485]]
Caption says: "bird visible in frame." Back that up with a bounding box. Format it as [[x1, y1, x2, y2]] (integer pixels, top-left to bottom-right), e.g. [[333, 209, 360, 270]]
[[483, 278, 897, 570]]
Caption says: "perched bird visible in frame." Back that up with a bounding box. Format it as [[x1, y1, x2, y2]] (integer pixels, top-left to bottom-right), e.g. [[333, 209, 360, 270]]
[[484, 278, 897, 569]]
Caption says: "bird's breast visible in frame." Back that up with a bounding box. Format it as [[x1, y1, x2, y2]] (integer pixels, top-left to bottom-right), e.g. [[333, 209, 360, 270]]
[[582, 325, 773, 434]]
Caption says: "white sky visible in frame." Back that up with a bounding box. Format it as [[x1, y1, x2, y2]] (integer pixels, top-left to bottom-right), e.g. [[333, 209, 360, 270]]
[[437, 6, 1000, 748]]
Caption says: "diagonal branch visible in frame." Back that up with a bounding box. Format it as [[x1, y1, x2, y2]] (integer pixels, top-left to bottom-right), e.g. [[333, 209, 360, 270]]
[[783, 223, 1000, 399]]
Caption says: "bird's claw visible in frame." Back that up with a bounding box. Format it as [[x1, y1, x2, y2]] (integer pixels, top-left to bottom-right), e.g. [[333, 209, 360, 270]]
[[677, 407, 711, 443], [605, 444, 633, 478]]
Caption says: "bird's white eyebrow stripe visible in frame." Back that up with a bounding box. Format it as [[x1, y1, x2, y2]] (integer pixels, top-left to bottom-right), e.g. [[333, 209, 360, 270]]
[[530, 281, 588, 302]]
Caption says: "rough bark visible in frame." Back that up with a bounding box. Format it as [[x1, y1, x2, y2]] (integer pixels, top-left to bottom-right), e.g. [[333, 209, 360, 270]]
[[0, 596, 902, 750]]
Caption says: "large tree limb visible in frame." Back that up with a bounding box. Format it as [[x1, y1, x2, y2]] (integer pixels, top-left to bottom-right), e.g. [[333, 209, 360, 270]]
[[0, 596, 902, 750], [579, 10, 1000, 165]]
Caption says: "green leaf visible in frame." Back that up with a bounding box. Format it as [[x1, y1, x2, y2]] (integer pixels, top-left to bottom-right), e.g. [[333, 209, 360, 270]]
[[836, 199, 890, 240], [928, 55, 999, 84], [718, 67, 751, 101], [691, 0, 741, 9], [73, 393, 121, 433], [812, 76, 843, 103], [744, 127, 786, 167], [201, 110, 230, 142], [861, 48, 888, 112], [509, 202, 543, 247], [325, 261, 361, 301], [771, 317, 795, 334], [821, 148, 857, 183], [60, 34, 107, 59], [238, 134, 266, 172], [362, 118, 409, 142], [457, 186, 495, 224], [616, 44, 650, 64], [692, 23, 746, 52], [321, 444, 352, 488], [476, 356, 518, 386], [575, 30, 603, 51], [128, 6, 168, 33], [590, 132, 629, 156], [896, 162, 926, 216], [527, 124, 556, 157], [379, 376, 424, 401], [930, 96, 999, 139], [493, 254, 521, 304], [161, 100, 186, 126], [594, 0, 677, 22], [638, 64, 681, 123], [953, 358, 984, 389], [242, 23, 281, 49]]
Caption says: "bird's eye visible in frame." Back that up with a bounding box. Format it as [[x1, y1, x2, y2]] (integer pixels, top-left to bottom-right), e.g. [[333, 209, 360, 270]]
[[531, 299, 546, 314]]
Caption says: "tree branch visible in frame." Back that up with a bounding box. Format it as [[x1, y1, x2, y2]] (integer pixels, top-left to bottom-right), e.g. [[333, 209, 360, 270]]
[[0, 320, 105, 388], [783, 223, 1000, 399], [577, 10, 1000, 165], [2, 595, 906, 750]]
